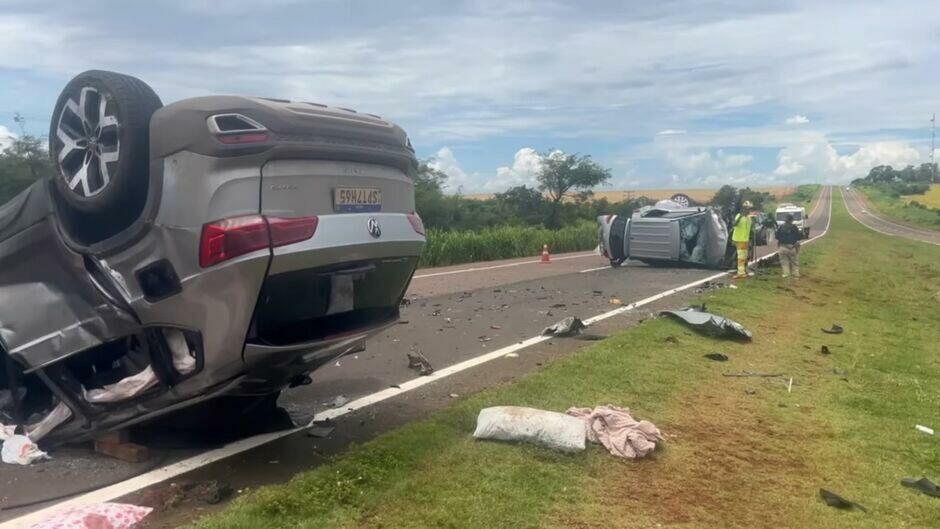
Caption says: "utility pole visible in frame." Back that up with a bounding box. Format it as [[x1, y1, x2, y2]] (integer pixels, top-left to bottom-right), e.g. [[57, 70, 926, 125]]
[[931, 113, 937, 183]]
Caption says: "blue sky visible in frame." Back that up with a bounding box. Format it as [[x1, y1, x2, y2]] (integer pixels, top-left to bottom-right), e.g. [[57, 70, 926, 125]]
[[1, 0, 938, 192]]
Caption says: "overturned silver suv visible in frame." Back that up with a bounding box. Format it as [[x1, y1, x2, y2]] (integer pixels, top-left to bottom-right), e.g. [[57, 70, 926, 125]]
[[0, 71, 425, 444], [598, 199, 750, 269]]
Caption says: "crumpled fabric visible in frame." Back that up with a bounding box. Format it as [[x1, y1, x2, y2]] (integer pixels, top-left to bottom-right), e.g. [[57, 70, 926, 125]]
[[2, 434, 50, 465], [83, 366, 159, 404], [1, 421, 17, 441], [566, 405, 663, 459], [29, 502, 152, 529]]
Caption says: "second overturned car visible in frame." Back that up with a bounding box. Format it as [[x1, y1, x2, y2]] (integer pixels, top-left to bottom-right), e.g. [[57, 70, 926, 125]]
[[0, 70, 425, 445], [597, 199, 768, 269]]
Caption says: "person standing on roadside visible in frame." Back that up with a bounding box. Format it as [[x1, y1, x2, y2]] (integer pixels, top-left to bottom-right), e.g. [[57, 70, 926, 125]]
[[731, 200, 754, 279], [776, 214, 801, 278]]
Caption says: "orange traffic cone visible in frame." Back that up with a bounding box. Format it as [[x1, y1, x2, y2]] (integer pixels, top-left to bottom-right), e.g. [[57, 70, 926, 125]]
[[540, 244, 551, 264]]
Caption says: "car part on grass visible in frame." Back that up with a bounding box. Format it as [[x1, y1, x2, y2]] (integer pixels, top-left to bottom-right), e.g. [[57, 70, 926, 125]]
[[29, 502, 152, 529], [915, 424, 935, 435], [722, 371, 784, 378], [819, 488, 867, 512], [542, 317, 586, 337], [0, 70, 423, 446], [821, 345, 831, 355], [822, 324, 844, 334], [473, 406, 586, 453], [901, 477, 940, 498], [661, 307, 753, 340], [704, 353, 729, 361], [406, 352, 434, 376], [566, 405, 662, 459], [1, 434, 49, 465]]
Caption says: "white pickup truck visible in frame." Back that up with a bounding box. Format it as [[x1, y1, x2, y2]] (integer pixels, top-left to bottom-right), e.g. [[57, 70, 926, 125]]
[[775, 203, 810, 239]]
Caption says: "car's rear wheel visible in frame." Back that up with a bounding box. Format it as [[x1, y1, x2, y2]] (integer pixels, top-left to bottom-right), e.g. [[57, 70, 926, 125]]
[[48, 70, 162, 243]]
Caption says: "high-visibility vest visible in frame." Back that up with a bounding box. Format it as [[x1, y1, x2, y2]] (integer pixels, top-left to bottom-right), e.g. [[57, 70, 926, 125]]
[[732, 213, 752, 242]]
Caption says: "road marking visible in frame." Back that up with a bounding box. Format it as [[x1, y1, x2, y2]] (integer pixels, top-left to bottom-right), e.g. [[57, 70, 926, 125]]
[[4, 189, 834, 529], [579, 265, 611, 273], [412, 252, 598, 279], [841, 188, 940, 246]]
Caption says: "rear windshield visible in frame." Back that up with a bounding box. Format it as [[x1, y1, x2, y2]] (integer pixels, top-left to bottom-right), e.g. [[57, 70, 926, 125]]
[[777, 211, 802, 221]]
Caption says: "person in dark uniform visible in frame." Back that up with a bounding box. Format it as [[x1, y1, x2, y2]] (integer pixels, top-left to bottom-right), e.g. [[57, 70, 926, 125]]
[[776, 214, 802, 278]]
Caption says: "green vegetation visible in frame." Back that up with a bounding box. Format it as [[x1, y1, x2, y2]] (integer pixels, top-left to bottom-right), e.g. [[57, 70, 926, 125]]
[[0, 134, 51, 204], [192, 195, 940, 529], [420, 221, 597, 267], [849, 162, 940, 231], [856, 184, 940, 230]]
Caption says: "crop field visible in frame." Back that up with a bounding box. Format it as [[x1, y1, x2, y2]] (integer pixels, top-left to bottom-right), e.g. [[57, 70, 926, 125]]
[[420, 221, 597, 267], [463, 187, 798, 203], [903, 184, 940, 208]]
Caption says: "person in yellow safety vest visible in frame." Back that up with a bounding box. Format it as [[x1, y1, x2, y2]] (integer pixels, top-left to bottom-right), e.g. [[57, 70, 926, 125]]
[[731, 200, 755, 278]]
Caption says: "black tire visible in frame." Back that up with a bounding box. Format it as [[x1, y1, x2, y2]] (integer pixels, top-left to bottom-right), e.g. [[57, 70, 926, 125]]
[[610, 258, 622, 268], [48, 70, 162, 241]]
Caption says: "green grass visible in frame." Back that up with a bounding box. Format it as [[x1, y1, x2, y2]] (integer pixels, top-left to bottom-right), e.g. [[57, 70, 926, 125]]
[[192, 194, 940, 529], [420, 221, 597, 268], [857, 184, 940, 231]]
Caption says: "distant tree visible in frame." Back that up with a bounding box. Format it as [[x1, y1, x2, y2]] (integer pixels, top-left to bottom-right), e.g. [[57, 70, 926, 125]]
[[413, 161, 453, 229], [536, 152, 611, 228], [0, 134, 53, 205], [494, 185, 546, 225]]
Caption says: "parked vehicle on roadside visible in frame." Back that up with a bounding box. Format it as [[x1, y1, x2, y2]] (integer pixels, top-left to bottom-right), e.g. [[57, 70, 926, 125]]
[[775, 203, 809, 238], [0, 70, 425, 444]]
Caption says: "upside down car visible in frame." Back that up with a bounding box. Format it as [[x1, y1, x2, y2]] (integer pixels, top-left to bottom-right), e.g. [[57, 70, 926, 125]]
[[0, 70, 425, 444]]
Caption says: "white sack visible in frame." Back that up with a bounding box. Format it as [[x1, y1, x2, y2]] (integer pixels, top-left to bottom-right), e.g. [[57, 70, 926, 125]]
[[83, 366, 159, 404], [2, 434, 49, 465], [473, 406, 586, 453]]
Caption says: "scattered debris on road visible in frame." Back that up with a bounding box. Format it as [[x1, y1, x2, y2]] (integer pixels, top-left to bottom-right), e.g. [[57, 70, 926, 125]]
[[661, 307, 753, 340], [819, 488, 867, 512], [406, 352, 435, 376], [609, 297, 623, 306], [542, 317, 587, 337], [29, 502, 153, 529], [474, 406, 586, 453], [915, 424, 935, 435], [306, 423, 335, 439], [329, 395, 350, 408], [566, 405, 663, 459], [704, 353, 729, 361], [504, 352, 519, 358], [822, 324, 844, 334], [490, 324, 502, 330], [901, 477, 940, 498], [449, 393, 459, 399]]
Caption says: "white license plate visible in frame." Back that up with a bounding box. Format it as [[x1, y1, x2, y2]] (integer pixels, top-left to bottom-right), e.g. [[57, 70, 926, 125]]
[[334, 187, 381, 212]]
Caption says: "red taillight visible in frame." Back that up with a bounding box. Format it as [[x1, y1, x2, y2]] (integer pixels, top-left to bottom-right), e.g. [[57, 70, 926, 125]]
[[407, 212, 425, 236], [268, 216, 319, 246], [217, 132, 270, 144], [199, 215, 318, 268], [199, 216, 269, 268]]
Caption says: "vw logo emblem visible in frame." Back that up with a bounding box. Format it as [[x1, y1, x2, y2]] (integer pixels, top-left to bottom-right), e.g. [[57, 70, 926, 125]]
[[367, 217, 382, 238]]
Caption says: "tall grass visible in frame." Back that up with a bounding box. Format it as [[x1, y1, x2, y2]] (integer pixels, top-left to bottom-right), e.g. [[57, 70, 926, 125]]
[[420, 221, 598, 268]]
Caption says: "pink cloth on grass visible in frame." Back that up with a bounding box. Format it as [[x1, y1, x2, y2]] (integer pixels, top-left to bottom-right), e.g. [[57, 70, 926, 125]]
[[566, 405, 663, 459]]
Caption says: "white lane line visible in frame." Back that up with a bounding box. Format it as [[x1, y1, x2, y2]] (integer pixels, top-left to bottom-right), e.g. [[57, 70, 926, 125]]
[[579, 265, 611, 273], [5, 190, 836, 529], [841, 188, 940, 246], [412, 252, 598, 279]]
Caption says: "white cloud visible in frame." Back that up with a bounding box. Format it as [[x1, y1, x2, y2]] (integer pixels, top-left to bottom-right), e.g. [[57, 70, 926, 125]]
[[428, 147, 474, 193], [785, 115, 810, 125], [483, 148, 545, 192], [774, 140, 921, 183], [665, 148, 761, 186], [657, 129, 687, 136], [0, 126, 15, 151]]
